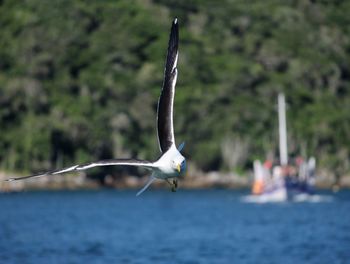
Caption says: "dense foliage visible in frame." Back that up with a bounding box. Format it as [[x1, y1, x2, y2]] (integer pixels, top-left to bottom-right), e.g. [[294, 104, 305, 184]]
[[0, 0, 349, 179]]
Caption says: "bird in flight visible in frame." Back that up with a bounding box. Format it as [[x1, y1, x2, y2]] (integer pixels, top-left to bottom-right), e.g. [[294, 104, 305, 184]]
[[6, 18, 186, 196]]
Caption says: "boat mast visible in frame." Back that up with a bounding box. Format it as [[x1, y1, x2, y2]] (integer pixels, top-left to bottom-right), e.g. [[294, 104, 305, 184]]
[[278, 93, 288, 166]]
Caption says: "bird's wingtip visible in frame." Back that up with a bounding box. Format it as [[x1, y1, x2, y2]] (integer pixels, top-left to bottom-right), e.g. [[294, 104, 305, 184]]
[[4, 178, 15, 182], [178, 141, 185, 152]]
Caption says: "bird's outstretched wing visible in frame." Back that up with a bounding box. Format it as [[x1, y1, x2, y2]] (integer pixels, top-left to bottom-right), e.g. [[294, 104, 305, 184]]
[[5, 159, 154, 181], [136, 174, 157, 196], [157, 18, 179, 153]]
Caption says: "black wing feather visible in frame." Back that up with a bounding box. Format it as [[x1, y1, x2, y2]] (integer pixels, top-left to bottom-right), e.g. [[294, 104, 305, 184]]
[[157, 18, 179, 153], [5, 159, 153, 181]]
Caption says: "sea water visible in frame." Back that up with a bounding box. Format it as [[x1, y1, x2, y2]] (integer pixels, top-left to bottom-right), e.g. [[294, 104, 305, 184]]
[[0, 189, 349, 264]]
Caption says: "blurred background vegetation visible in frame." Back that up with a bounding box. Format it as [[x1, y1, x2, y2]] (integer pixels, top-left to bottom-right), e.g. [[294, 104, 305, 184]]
[[0, 0, 349, 183]]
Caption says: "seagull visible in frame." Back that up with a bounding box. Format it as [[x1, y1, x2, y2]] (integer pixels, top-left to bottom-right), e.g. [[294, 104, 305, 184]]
[[6, 18, 186, 196]]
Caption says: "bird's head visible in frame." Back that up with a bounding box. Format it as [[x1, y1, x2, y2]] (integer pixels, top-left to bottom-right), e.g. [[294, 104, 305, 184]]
[[172, 142, 186, 174], [172, 157, 186, 174]]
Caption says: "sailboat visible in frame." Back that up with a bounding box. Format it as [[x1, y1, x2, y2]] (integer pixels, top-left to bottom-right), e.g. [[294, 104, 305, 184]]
[[243, 94, 319, 203]]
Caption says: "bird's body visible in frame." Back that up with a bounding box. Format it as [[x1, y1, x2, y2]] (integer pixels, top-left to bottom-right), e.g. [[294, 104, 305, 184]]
[[152, 144, 186, 179], [6, 18, 186, 196]]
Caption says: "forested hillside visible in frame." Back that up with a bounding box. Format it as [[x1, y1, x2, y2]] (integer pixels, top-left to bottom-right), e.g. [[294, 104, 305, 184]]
[[0, 0, 349, 180]]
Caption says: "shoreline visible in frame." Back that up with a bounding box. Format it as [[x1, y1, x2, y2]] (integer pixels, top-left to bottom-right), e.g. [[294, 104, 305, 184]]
[[1, 170, 349, 192]]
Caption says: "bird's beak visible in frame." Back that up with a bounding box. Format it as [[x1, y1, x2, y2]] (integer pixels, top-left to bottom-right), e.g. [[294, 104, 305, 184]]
[[176, 164, 181, 173]]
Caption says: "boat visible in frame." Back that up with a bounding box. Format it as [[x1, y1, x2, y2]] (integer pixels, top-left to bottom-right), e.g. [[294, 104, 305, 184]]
[[243, 94, 321, 203]]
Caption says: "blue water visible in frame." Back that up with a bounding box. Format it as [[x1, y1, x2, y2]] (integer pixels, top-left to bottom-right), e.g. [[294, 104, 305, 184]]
[[0, 190, 349, 264]]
